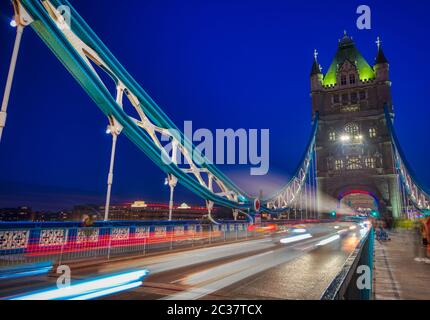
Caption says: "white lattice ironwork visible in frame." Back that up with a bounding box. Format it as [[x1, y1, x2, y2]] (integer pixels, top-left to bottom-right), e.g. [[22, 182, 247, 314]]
[[395, 152, 430, 212], [76, 228, 99, 244], [36, 0, 246, 210], [39, 229, 68, 247], [134, 227, 149, 239], [174, 226, 185, 236], [111, 227, 130, 241], [264, 145, 314, 211], [154, 226, 167, 238], [0, 230, 29, 250], [385, 107, 430, 214]]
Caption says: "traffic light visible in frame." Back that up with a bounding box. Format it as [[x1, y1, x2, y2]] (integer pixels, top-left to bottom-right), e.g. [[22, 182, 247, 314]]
[[370, 210, 379, 218]]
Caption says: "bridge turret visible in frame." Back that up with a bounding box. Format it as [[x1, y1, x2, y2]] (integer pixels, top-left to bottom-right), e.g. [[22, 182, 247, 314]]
[[310, 49, 324, 115], [373, 37, 392, 112], [312, 32, 401, 220], [310, 49, 323, 89], [374, 37, 389, 82]]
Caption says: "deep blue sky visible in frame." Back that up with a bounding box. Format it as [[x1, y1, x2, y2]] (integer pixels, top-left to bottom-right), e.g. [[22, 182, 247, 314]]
[[0, 0, 429, 210]]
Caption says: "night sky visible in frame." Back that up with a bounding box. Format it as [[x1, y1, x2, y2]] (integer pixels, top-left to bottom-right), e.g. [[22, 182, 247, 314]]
[[0, 0, 429, 210]]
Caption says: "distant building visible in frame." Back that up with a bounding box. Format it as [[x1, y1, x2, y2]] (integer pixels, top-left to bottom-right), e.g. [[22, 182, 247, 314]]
[[33, 210, 72, 222], [72, 200, 215, 221], [0, 206, 33, 221], [0, 206, 74, 222]]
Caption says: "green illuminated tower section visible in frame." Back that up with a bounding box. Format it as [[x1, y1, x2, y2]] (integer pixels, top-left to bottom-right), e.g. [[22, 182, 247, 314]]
[[311, 33, 401, 219]]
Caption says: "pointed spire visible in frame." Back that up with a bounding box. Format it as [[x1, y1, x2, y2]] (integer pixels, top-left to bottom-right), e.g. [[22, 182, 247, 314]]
[[376, 36, 381, 49], [310, 49, 321, 75], [339, 30, 354, 48], [375, 36, 388, 64]]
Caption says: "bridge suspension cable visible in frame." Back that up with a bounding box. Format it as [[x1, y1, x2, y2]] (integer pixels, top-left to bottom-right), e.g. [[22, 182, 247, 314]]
[[262, 113, 319, 217], [385, 106, 430, 216], [9, 0, 320, 219]]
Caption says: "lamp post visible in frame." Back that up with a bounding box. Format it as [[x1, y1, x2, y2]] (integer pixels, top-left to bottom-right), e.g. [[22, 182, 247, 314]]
[[0, 20, 25, 143], [166, 174, 178, 221], [104, 123, 122, 221]]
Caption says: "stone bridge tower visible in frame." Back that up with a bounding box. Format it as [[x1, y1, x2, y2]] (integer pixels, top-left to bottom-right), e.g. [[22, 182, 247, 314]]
[[311, 32, 401, 218]]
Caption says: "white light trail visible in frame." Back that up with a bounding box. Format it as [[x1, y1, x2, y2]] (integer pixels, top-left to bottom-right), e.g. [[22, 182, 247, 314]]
[[70, 281, 142, 300], [280, 233, 312, 244], [10, 269, 148, 300], [292, 228, 307, 233], [316, 234, 340, 246]]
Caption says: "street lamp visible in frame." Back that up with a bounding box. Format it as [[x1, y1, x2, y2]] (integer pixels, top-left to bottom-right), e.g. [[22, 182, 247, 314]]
[[104, 122, 122, 221], [340, 135, 350, 142], [165, 174, 178, 221], [0, 17, 25, 143]]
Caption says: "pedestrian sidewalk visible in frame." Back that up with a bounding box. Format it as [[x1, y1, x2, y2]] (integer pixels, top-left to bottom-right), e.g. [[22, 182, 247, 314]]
[[373, 228, 430, 300]]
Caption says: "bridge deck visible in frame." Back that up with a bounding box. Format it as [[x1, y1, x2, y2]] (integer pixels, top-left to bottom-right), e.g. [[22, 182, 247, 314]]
[[374, 229, 430, 300]]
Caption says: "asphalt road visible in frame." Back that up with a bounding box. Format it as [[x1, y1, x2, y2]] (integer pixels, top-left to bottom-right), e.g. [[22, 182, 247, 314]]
[[0, 222, 368, 300]]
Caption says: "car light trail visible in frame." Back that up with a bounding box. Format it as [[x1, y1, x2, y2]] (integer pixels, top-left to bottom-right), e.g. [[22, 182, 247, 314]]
[[292, 228, 307, 233], [10, 269, 149, 300], [316, 234, 340, 246], [69, 281, 143, 300], [349, 225, 357, 230], [0, 261, 53, 280], [280, 233, 312, 244]]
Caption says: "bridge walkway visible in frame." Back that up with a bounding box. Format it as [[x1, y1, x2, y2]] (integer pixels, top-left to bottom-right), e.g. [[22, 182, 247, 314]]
[[373, 229, 430, 300]]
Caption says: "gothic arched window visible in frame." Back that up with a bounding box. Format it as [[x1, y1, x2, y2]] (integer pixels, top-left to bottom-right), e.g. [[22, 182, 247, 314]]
[[344, 122, 360, 136], [341, 74, 347, 86], [335, 159, 344, 170]]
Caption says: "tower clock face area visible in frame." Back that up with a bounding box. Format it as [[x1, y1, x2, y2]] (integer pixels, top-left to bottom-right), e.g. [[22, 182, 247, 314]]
[[311, 33, 401, 219]]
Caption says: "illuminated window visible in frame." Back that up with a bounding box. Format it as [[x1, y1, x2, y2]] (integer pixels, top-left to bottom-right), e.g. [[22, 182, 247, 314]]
[[335, 159, 344, 170], [349, 74, 356, 84], [329, 131, 336, 141], [369, 127, 377, 138], [341, 75, 347, 86], [344, 122, 360, 136], [346, 157, 362, 170], [364, 157, 376, 168], [341, 105, 360, 113]]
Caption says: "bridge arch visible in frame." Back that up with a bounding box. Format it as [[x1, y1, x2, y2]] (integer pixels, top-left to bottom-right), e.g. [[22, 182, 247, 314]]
[[336, 186, 382, 215]]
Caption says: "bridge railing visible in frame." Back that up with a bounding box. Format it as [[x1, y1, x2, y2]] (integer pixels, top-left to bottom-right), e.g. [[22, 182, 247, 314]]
[[0, 221, 257, 268], [321, 227, 374, 300]]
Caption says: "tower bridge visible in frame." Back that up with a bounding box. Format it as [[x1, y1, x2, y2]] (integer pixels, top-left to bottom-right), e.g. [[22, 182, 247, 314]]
[[311, 32, 400, 218], [1, 0, 429, 222], [1, 0, 430, 302]]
